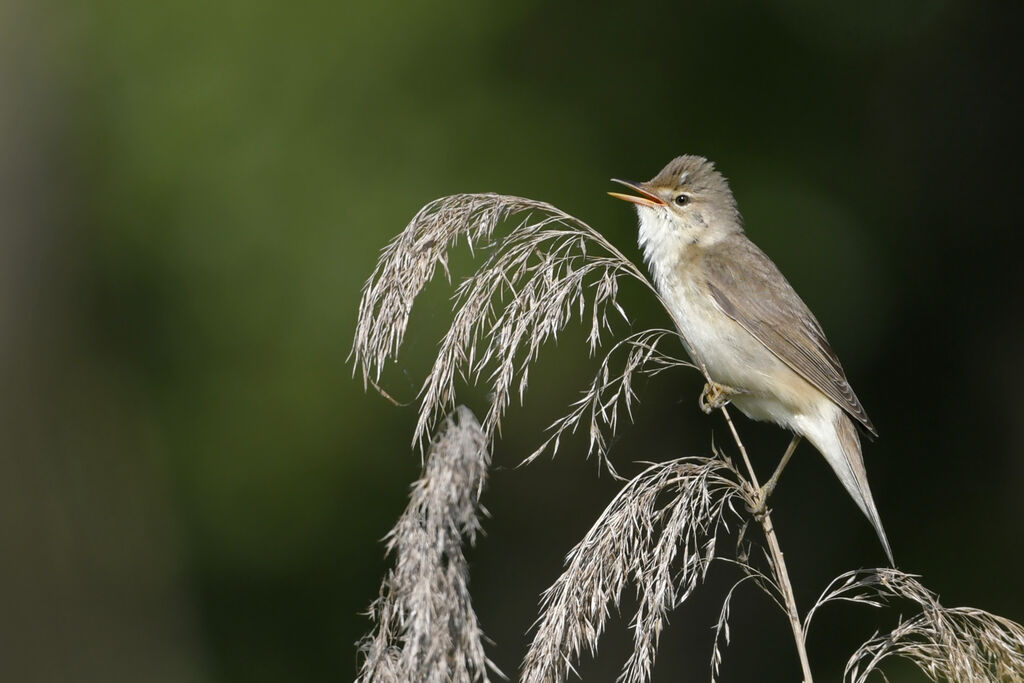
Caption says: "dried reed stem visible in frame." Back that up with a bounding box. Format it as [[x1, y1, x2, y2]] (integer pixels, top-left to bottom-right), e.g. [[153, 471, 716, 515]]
[[718, 403, 814, 682]]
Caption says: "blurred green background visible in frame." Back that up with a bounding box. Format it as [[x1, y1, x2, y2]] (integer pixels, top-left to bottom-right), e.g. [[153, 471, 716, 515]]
[[2, 0, 1022, 680]]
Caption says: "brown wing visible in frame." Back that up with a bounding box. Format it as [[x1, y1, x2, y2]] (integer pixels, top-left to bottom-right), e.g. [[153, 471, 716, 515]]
[[703, 238, 877, 436]]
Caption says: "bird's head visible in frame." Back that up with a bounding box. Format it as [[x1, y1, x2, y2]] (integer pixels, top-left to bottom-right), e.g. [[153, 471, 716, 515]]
[[609, 155, 742, 252]]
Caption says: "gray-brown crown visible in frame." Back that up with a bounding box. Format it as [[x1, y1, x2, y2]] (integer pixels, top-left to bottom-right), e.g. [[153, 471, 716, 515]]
[[649, 155, 731, 196], [645, 155, 742, 230]]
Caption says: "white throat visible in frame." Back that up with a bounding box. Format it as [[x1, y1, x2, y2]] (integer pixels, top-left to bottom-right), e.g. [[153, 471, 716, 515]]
[[637, 207, 686, 294]]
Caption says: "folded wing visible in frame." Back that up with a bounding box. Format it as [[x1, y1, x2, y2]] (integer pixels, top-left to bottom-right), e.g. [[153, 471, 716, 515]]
[[703, 239, 877, 437]]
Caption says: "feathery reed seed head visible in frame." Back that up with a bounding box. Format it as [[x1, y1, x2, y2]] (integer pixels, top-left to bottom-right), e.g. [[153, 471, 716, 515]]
[[351, 194, 683, 473], [354, 194, 1024, 683], [355, 407, 500, 683]]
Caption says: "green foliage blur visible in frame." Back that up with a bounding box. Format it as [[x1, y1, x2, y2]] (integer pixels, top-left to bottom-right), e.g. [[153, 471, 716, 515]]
[[2, 0, 1022, 680]]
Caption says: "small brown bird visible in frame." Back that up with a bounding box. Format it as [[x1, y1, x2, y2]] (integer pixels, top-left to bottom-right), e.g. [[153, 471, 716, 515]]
[[609, 155, 892, 564]]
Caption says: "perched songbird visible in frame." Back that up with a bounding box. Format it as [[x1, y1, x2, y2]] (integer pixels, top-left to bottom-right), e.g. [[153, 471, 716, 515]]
[[609, 155, 892, 564]]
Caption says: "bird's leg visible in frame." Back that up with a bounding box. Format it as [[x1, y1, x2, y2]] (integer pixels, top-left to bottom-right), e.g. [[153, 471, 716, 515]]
[[699, 381, 745, 414], [751, 435, 802, 518]]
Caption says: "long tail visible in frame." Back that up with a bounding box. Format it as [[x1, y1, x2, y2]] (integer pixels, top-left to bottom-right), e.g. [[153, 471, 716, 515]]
[[827, 413, 894, 565]]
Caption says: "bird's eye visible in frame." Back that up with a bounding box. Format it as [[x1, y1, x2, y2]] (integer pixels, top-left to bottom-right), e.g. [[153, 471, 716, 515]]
[[674, 194, 690, 207]]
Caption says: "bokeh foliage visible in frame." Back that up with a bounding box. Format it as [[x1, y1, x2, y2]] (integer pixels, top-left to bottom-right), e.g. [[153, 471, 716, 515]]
[[2, 0, 1022, 680]]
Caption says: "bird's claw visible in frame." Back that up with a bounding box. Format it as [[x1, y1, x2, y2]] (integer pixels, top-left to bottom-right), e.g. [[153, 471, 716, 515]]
[[699, 381, 743, 414], [749, 501, 769, 522], [743, 484, 770, 521], [748, 483, 777, 521], [744, 435, 800, 522]]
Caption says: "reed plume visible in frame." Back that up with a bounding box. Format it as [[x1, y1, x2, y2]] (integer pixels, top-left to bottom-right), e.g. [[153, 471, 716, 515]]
[[354, 193, 1024, 682]]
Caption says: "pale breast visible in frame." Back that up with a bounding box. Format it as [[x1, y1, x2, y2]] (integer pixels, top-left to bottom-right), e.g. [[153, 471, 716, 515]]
[[663, 274, 771, 385], [637, 207, 826, 425], [660, 267, 826, 426]]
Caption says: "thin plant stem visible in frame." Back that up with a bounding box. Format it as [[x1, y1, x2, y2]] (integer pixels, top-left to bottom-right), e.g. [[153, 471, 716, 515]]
[[718, 404, 814, 683]]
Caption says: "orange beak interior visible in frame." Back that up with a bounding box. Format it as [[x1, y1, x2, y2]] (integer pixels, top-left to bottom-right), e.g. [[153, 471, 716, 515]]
[[608, 179, 666, 208]]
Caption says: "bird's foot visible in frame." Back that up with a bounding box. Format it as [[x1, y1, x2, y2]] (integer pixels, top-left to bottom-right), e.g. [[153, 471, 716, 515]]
[[746, 435, 801, 520], [699, 381, 744, 414], [748, 479, 779, 520]]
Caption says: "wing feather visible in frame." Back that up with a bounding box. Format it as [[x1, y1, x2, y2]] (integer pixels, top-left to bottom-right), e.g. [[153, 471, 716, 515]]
[[704, 240, 877, 436]]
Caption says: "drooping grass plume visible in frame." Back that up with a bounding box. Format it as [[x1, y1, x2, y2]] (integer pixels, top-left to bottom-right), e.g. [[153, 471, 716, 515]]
[[351, 194, 675, 470], [520, 456, 750, 683], [355, 406, 500, 683], [522, 328, 693, 473], [805, 568, 1024, 682]]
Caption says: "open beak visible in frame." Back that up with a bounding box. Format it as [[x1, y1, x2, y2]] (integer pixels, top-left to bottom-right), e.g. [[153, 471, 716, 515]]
[[608, 179, 666, 208]]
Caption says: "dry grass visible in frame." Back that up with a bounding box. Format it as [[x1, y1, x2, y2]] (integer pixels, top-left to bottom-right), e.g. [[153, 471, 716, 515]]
[[354, 193, 1024, 682], [520, 456, 748, 683], [351, 194, 668, 473], [355, 407, 500, 683], [806, 568, 1024, 682]]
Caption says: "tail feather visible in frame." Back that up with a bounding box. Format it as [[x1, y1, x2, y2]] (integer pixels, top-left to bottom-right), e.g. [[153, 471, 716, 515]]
[[833, 414, 894, 566]]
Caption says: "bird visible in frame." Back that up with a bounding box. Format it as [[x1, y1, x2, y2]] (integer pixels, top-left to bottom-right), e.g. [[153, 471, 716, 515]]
[[609, 155, 893, 565]]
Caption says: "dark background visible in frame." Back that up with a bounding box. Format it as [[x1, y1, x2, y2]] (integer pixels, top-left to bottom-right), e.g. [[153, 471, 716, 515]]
[[2, 0, 1022, 681]]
